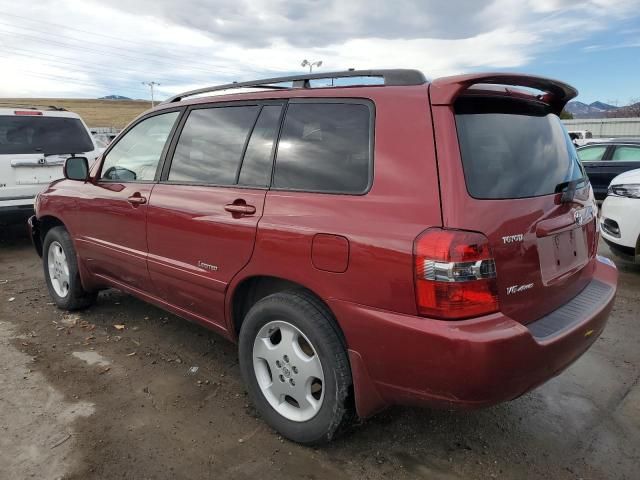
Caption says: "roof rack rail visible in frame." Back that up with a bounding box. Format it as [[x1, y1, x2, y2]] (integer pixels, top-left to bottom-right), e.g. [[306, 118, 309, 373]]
[[0, 103, 68, 112], [164, 69, 427, 103]]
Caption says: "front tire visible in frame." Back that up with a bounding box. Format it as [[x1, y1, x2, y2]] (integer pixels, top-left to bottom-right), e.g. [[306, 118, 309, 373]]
[[239, 290, 353, 445], [43, 226, 96, 310]]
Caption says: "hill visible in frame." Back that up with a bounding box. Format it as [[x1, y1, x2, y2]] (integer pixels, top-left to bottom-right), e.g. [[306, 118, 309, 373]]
[[0, 98, 151, 128], [565, 101, 618, 118], [99, 95, 133, 100], [606, 102, 640, 118]]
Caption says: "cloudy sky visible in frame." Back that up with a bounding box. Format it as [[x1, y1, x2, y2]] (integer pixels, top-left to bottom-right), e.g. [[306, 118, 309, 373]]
[[0, 0, 639, 103]]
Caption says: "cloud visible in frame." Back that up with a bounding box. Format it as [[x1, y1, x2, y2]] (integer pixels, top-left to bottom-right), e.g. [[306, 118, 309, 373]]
[[0, 0, 638, 98]]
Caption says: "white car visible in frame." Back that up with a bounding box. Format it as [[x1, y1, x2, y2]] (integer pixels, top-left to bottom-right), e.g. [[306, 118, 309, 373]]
[[600, 168, 640, 263], [0, 106, 100, 223], [568, 130, 594, 147]]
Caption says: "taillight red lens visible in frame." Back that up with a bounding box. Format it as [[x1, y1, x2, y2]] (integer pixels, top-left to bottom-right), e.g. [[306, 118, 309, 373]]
[[14, 110, 43, 116], [414, 229, 499, 320]]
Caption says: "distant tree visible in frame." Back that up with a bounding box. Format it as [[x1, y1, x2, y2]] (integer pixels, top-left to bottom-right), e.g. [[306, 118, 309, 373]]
[[560, 110, 574, 120], [606, 98, 640, 118]]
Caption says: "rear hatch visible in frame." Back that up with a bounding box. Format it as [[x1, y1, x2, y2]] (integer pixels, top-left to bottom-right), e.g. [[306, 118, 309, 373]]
[[431, 77, 599, 324], [0, 112, 96, 199]]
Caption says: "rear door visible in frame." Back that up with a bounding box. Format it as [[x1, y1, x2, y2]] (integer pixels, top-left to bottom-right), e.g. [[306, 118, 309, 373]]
[[605, 144, 640, 186], [146, 101, 284, 328], [433, 92, 599, 325], [0, 111, 96, 205], [578, 144, 613, 200]]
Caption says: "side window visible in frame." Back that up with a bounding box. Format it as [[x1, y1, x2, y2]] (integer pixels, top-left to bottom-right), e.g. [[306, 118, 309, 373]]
[[168, 106, 259, 185], [577, 145, 607, 162], [101, 112, 179, 181], [238, 105, 283, 187], [611, 145, 640, 162], [273, 103, 371, 194]]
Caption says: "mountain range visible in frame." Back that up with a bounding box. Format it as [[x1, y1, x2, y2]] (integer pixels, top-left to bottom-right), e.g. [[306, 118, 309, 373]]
[[565, 101, 618, 118], [564, 100, 640, 119], [98, 95, 133, 100]]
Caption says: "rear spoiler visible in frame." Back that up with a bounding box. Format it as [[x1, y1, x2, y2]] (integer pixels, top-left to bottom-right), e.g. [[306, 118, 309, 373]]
[[429, 73, 578, 114]]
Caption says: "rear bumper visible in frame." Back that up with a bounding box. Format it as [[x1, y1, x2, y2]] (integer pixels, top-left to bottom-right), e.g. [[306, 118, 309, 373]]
[[331, 255, 618, 418], [0, 203, 35, 223]]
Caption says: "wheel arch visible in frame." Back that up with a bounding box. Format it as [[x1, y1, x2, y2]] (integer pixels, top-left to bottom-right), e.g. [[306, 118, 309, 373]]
[[228, 275, 348, 349], [39, 215, 66, 241]]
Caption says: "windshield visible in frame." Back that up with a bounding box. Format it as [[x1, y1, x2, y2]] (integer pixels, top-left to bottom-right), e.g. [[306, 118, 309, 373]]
[[0, 115, 94, 155], [455, 97, 584, 199]]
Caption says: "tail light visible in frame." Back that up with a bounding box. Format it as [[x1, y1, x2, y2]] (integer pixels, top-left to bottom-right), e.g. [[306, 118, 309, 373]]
[[14, 110, 43, 116], [414, 229, 499, 320]]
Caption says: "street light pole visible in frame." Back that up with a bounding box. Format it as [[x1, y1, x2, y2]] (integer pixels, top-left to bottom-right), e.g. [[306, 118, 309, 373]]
[[142, 81, 160, 107]]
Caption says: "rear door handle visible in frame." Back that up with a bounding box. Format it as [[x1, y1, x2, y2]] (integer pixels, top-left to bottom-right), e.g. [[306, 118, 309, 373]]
[[224, 203, 256, 216], [127, 194, 147, 206]]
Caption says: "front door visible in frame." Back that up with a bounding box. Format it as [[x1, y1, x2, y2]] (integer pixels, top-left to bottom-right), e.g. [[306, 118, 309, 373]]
[[74, 110, 181, 290], [146, 103, 283, 328]]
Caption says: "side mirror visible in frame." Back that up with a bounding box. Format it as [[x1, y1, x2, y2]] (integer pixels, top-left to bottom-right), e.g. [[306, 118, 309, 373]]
[[64, 156, 89, 181]]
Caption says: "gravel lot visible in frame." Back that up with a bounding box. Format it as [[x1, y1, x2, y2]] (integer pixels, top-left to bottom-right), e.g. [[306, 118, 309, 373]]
[[1, 224, 639, 480]]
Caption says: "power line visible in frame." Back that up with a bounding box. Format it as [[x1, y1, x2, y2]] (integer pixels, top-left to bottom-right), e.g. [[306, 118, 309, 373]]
[[4, 69, 150, 96], [2, 48, 213, 86], [0, 28, 241, 77], [0, 20, 268, 77], [0, 11, 222, 56]]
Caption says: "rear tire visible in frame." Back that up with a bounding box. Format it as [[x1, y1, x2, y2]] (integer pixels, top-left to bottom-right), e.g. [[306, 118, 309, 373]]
[[239, 290, 353, 444], [43, 226, 96, 310]]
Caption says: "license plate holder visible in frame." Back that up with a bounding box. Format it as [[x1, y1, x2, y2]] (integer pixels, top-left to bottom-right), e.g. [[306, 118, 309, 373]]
[[14, 166, 64, 185], [538, 227, 589, 284]]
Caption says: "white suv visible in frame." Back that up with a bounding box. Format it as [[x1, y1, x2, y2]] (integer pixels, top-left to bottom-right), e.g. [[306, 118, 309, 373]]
[[601, 168, 640, 263], [0, 106, 99, 223]]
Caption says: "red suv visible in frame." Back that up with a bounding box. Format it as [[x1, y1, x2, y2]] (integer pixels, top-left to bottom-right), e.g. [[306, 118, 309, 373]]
[[28, 70, 618, 444]]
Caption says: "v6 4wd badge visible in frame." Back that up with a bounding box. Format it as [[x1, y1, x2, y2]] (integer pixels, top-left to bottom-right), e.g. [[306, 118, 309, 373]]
[[506, 283, 534, 295]]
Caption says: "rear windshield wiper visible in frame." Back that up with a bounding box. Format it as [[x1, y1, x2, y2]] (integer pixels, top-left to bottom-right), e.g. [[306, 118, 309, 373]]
[[554, 176, 587, 203]]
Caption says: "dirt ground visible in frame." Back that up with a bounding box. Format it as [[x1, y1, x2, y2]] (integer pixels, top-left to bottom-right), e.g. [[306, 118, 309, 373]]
[[0, 98, 151, 128], [1, 224, 639, 480]]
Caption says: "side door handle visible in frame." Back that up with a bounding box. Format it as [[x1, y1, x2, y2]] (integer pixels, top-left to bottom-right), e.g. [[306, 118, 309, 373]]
[[127, 193, 147, 206], [224, 201, 256, 217]]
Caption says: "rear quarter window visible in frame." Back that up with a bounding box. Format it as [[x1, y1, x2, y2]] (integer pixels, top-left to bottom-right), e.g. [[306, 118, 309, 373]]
[[273, 102, 372, 194], [611, 145, 640, 161], [455, 97, 583, 199]]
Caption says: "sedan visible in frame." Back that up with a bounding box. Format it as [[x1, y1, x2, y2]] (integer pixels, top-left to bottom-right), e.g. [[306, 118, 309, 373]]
[[578, 139, 640, 201]]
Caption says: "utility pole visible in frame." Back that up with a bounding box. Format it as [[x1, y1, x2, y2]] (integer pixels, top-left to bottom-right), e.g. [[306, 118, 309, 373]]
[[301, 59, 323, 73], [142, 81, 160, 107]]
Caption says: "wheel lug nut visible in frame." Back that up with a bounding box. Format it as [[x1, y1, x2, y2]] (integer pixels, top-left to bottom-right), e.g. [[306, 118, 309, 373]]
[[279, 374, 285, 382], [292, 366, 298, 374], [290, 379, 295, 386], [276, 360, 281, 368], [283, 355, 289, 363]]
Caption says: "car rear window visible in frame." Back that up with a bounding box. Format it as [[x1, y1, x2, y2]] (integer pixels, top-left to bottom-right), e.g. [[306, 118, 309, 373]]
[[0, 115, 94, 155], [273, 102, 372, 194], [455, 97, 584, 199]]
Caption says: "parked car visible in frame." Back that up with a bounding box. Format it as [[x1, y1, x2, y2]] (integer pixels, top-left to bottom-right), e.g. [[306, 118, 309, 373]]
[[28, 70, 617, 444], [0, 106, 99, 223], [577, 138, 640, 200], [568, 129, 593, 147], [600, 168, 640, 263]]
